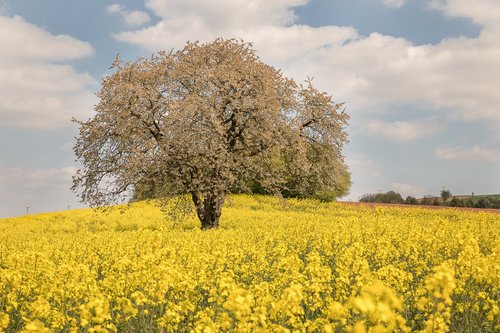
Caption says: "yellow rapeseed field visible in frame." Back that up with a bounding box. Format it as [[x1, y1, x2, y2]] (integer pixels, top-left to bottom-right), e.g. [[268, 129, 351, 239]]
[[0, 195, 498, 332]]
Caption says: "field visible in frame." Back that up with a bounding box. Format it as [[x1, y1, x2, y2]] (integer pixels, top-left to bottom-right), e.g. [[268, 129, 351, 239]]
[[0, 195, 499, 332]]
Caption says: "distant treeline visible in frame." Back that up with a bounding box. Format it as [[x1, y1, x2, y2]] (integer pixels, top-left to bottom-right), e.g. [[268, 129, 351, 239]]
[[359, 191, 500, 209]]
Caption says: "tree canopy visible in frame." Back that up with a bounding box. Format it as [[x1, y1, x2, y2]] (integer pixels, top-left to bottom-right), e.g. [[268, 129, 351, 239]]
[[441, 188, 452, 203], [359, 191, 405, 204], [72, 38, 350, 229]]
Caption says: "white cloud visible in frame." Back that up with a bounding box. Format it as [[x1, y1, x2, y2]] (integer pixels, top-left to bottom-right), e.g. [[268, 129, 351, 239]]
[[117, 0, 312, 51], [346, 152, 382, 178], [391, 182, 425, 198], [106, 4, 151, 27], [435, 145, 500, 161], [382, 0, 407, 8], [0, 15, 93, 63], [361, 118, 441, 141], [123, 10, 151, 26], [110, 0, 500, 130], [144, 0, 307, 29], [429, 0, 500, 29], [0, 15, 96, 129], [0, 167, 77, 191], [0, 167, 84, 217], [105, 4, 123, 14]]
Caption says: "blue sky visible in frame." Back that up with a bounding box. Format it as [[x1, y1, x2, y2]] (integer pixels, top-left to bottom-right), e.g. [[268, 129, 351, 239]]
[[1, 0, 500, 217]]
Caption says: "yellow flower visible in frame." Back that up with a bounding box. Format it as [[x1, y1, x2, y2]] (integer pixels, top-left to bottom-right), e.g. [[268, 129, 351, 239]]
[[0, 195, 498, 332], [0, 313, 9, 331], [20, 320, 53, 333]]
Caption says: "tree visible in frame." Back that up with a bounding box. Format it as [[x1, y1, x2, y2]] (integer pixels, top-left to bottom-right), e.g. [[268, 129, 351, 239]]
[[133, 138, 352, 202], [464, 198, 474, 208], [449, 197, 460, 207], [405, 196, 418, 205], [359, 193, 376, 203], [359, 191, 404, 204], [441, 188, 452, 204], [312, 171, 351, 202], [72, 39, 350, 229], [419, 196, 434, 206], [383, 191, 405, 204]]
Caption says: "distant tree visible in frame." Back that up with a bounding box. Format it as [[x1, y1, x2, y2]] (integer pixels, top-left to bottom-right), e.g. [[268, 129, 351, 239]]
[[359, 193, 377, 203], [419, 196, 434, 206], [475, 197, 491, 209], [490, 198, 500, 209], [464, 199, 474, 208], [441, 188, 452, 203], [72, 38, 350, 229], [405, 196, 418, 205], [449, 197, 461, 207], [384, 191, 405, 204], [359, 191, 404, 204]]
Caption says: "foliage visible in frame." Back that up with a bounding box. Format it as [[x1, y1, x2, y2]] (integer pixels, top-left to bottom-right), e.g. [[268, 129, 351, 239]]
[[447, 196, 500, 209], [1, 195, 499, 332], [441, 188, 452, 203], [359, 191, 404, 204], [229, 169, 351, 202], [405, 196, 418, 205], [419, 196, 435, 206], [449, 197, 463, 207], [72, 38, 349, 229], [464, 198, 475, 208], [360, 191, 500, 210]]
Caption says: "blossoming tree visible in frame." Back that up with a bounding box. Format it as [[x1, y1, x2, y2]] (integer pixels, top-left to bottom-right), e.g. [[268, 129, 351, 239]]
[[72, 38, 349, 229]]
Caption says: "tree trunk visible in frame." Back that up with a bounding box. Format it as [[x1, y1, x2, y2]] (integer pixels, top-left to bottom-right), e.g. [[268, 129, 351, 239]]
[[191, 191, 225, 229]]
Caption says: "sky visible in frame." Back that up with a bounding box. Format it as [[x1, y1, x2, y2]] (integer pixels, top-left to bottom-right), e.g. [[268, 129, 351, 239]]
[[1, 0, 499, 217]]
